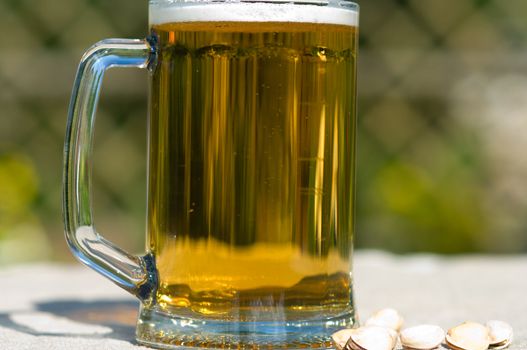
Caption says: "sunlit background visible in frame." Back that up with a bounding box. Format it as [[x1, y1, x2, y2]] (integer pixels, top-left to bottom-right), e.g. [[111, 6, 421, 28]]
[[1, 0, 527, 264]]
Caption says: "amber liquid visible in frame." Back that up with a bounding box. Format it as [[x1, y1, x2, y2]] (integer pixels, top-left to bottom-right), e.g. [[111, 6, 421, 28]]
[[147, 21, 357, 322]]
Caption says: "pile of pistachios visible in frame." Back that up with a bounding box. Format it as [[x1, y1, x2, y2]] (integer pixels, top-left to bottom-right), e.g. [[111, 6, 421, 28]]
[[332, 308, 513, 350]]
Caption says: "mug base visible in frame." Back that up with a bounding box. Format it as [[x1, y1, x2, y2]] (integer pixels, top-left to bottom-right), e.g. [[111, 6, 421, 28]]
[[136, 305, 357, 349]]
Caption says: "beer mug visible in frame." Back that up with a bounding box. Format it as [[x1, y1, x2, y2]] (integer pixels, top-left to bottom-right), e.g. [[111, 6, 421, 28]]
[[63, 0, 359, 348]]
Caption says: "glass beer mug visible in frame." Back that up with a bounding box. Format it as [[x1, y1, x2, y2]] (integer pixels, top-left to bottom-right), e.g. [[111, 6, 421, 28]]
[[63, 0, 359, 348]]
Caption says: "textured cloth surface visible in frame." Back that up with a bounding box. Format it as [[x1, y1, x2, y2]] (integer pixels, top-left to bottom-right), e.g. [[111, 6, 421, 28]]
[[0, 251, 525, 349]]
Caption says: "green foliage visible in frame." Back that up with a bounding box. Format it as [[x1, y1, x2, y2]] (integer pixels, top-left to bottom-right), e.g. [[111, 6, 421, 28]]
[[0, 154, 39, 235], [372, 161, 486, 253]]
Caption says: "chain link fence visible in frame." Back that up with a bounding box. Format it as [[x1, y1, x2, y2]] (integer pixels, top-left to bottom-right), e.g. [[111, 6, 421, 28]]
[[1, 0, 527, 263]]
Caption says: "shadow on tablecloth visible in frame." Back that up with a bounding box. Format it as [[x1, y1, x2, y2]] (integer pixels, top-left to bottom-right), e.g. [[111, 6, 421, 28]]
[[0, 299, 139, 343]]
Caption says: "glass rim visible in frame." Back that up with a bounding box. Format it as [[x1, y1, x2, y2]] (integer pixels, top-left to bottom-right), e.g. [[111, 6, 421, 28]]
[[149, 0, 358, 6]]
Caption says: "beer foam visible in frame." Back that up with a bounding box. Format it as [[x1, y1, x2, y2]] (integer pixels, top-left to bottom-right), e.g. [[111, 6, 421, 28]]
[[150, 2, 358, 27]]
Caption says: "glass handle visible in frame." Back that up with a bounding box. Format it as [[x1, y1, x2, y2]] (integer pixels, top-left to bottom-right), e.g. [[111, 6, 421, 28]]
[[63, 39, 157, 302]]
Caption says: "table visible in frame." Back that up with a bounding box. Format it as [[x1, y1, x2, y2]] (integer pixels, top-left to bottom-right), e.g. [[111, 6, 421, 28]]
[[1, 251, 525, 349]]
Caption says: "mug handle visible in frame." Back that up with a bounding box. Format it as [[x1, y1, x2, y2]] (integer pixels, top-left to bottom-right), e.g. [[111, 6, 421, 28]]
[[63, 39, 157, 302]]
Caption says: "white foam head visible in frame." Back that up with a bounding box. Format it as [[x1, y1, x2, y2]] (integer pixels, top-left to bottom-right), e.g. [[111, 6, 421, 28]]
[[149, 2, 358, 27]]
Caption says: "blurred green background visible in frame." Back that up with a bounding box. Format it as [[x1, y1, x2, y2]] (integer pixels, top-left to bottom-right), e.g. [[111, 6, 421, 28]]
[[1, 0, 527, 264]]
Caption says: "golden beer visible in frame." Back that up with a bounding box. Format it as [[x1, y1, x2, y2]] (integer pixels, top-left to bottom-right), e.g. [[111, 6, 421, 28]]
[[147, 18, 357, 324], [64, 0, 359, 347]]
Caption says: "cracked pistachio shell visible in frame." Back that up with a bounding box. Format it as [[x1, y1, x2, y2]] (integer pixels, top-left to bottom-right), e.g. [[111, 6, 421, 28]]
[[486, 320, 513, 349], [365, 308, 404, 332], [400, 324, 445, 350], [349, 326, 397, 350], [446, 322, 490, 350], [332, 329, 355, 350]]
